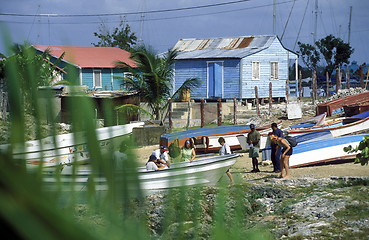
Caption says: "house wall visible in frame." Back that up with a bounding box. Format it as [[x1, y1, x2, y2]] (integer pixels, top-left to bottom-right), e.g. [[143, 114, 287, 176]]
[[35, 49, 129, 91], [81, 68, 125, 90], [174, 59, 241, 99], [240, 38, 292, 99], [174, 39, 297, 100]]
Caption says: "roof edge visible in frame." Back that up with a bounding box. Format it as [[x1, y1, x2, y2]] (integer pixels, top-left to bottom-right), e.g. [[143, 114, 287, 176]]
[[32, 45, 81, 69]]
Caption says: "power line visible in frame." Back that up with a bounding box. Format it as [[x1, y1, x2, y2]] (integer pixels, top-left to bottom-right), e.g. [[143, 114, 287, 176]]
[[281, 0, 296, 40], [293, 0, 310, 51], [0, 0, 298, 25], [0, 0, 251, 17]]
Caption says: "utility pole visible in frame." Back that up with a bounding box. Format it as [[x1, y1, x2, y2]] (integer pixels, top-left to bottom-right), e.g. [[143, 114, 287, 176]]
[[313, 0, 318, 43], [348, 6, 353, 44], [273, 0, 276, 35]]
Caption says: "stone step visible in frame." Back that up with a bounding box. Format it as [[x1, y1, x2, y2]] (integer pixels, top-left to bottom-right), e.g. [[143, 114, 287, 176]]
[[171, 111, 188, 119], [163, 119, 201, 129], [172, 107, 188, 112]]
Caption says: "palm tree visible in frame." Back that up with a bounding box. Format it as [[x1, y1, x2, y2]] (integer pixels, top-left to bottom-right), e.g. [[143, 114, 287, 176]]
[[116, 45, 201, 122]]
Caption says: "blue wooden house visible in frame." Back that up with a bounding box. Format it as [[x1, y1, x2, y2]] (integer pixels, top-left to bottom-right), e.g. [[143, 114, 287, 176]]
[[173, 35, 298, 100], [32, 45, 136, 91]]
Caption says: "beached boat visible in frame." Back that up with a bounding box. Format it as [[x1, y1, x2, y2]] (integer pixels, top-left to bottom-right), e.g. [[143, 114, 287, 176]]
[[316, 91, 369, 116], [260, 130, 335, 162], [285, 111, 369, 137], [343, 100, 369, 116], [289, 134, 366, 168], [0, 122, 145, 168], [161, 122, 280, 153], [42, 153, 240, 195], [160, 125, 250, 151], [287, 113, 327, 129]]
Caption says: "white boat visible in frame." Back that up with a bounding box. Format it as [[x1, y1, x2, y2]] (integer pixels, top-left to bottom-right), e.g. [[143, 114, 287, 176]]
[[0, 122, 145, 168], [285, 111, 369, 137], [287, 113, 327, 130], [42, 154, 240, 195], [289, 134, 366, 168]]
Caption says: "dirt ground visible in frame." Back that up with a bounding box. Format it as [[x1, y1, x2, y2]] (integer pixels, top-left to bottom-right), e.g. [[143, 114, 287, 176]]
[[133, 144, 369, 184]]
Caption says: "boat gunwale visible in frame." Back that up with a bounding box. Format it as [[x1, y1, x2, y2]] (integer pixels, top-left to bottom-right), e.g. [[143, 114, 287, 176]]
[[286, 116, 369, 135]]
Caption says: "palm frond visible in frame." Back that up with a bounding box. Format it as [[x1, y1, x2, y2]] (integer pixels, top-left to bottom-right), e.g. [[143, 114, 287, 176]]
[[51, 80, 70, 86], [171, 78, 202, 100], [115, 104, 153, 119], [160, 77, 202, 122]]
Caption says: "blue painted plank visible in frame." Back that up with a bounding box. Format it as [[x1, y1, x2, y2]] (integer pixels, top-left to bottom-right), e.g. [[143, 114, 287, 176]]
[[161, 125, 252, 142]]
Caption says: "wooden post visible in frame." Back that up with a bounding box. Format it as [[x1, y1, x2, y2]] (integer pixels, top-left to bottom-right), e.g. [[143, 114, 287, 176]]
[[285, 79, 289, 103], [233, 97, 237, 125], [4, 92, 7, 121], [254, 86, 260, 116], [200, 98, 205, 128], [0, 92, 3, 121], [298, 71, 302, 100], [217, 98, 222, 126], [326, 72, 330, 97], [359, 65, 364, 89], [168, 98, 173, 130], [186, 100, 191, 130], [336, 67, 341, 92], [346, 70, 350, 89], [269, 82, 272, 115], [312, 69, 317, 104]]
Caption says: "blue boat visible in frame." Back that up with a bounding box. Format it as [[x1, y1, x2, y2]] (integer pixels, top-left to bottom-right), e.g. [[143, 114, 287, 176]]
[[160, 125, 252, 152], [289, 134, 366, 168]]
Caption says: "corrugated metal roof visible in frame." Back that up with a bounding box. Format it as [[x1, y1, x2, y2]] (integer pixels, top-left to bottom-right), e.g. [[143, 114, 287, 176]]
[[32, 45, 137, 68], [174, 35, 294, 60]]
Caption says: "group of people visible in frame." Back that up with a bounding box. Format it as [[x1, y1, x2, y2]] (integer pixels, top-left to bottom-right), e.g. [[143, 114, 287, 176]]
[[146, 139, 195, 172], [145, 136, 235, 183], [145, 122, 294, 181], [246, 122, 293, 178]]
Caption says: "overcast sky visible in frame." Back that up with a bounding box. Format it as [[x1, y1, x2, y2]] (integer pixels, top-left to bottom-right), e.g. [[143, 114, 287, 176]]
[[1, 0, 368, 65]]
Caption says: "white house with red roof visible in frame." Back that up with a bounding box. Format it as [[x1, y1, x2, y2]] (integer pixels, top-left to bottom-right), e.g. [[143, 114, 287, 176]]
[[32, 45, 136, 91]]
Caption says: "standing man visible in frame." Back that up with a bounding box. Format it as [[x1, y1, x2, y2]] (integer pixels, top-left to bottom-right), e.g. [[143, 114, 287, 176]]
[[246, 124, 261, 173], [271, 122, 284, 173]]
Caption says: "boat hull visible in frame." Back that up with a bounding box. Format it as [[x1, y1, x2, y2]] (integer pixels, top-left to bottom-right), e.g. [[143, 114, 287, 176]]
[[286, 117, 369, 137], [161, 122, 281, 153], [1, 122, 144, 168], [43, 154, 239, 195], [289, 134, 365, 168]]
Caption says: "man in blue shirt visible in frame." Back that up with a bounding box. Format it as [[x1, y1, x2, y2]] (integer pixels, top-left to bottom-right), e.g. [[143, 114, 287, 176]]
[[271, 122, 284, 172]]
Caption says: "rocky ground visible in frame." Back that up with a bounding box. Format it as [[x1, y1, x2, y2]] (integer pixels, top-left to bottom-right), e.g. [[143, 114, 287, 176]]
[[132, 144, 369, 239]]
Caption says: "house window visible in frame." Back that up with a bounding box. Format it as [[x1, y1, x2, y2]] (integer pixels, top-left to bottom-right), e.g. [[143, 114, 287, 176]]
[[93, 70, 102, 88], [271, 62, 279, 80], [252, 61, 260, 80]]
